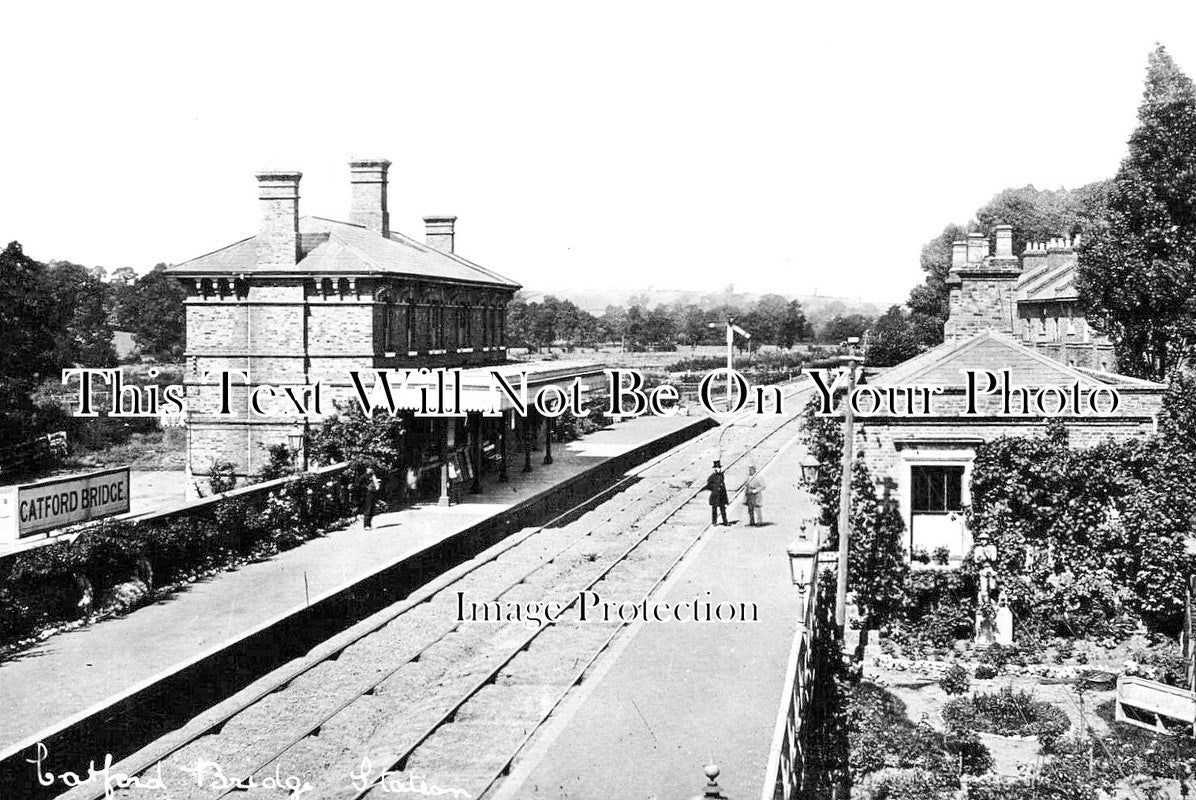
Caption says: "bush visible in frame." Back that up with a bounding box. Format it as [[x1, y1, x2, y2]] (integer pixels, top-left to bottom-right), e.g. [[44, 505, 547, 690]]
[[255, 443, 296, 482], [973, 663, 998, 680], [931, 546, 951, 565], [942, 686, 1069, 742], [943, 728, 993, 776], [865, 768, 956, 800], [978, 643, 1022, 672], [208, 459, 238, 494], [939, 663, 970, 695], [0, 465, 361, 655], [848, 683, 957, 782], [911, 546, 931, 564]]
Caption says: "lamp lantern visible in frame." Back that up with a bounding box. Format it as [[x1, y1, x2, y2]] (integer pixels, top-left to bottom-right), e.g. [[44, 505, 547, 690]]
[[799, 452, 821, 485], [788, 528, 819, 599]]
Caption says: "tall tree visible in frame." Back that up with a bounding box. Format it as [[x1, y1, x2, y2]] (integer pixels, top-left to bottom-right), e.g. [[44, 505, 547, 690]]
[[1078, 45, 1196, 379], [44, 260, 116, 367], [865, 305, 922, 367], [778, 299, 812, 349], [0, 242, 54, 439], [117, 264, 186, 359]]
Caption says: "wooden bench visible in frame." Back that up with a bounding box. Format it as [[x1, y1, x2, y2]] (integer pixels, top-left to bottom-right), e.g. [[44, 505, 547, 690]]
[[1115, 675, 1196, 737]]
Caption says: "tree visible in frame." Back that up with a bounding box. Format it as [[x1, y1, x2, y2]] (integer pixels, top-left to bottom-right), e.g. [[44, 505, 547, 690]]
[[1078, 45, 1196, 380], [117, 264, 185, 359], [0, 242, 54, 440], [865, 305, 922, 367], [44, 261, 116, 367], [778, 299, 813, 349], [819, 313, 872, 344]]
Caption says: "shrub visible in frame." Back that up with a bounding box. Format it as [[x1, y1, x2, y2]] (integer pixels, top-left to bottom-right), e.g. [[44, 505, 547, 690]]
[[865, 768, 956, 800], [911, 546, 931, 564], [931, 546, 951, 566], [255, 443, 296, 482], [848, 683, 957, 782], [939, 663, 970, 696], [978, 643, 1021, 671], [973, 663, 998, 680], [943, 728, 992, 776], [208, 459, 238, 494], [942, 686, 1069, 741]]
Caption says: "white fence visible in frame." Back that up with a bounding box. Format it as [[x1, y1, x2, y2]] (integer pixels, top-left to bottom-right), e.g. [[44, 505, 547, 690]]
[[761, 553, 830, 800]]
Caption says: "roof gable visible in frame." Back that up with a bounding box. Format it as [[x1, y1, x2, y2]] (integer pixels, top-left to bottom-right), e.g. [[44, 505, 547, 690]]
[[870, 331, 1144, 388]]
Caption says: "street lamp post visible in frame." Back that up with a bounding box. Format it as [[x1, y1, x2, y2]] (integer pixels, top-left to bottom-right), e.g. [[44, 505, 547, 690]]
[[836, 338, 863, 634]]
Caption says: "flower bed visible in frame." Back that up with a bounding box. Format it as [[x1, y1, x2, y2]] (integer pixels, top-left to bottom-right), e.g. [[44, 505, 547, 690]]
[[942, 686, 1070, 743]]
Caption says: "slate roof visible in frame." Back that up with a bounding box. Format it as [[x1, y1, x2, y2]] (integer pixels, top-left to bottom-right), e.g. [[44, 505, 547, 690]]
[[869, 331, 1164, 389], [167, 216, 520, 289], [1016, 255, 1078, 303]]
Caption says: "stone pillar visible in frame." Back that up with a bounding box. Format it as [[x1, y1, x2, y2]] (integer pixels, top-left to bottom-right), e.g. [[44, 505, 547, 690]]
[[470, 412, 482, 494], [522, 414, 533, 473], [438, 418, 450, 507], [499, 410, 509, 482]]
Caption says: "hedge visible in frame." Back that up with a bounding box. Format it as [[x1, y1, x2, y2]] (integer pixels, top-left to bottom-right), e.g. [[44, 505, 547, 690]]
[[0, 468, 358, 652]]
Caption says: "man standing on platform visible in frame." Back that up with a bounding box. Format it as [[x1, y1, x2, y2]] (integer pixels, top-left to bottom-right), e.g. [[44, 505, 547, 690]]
[[362, 467, 382, 530], [706, 461, 729, 526], [745, 465, 765, 526]]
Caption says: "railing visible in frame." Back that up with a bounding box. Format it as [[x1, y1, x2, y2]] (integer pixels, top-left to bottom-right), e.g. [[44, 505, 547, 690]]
[[761, 550, 829, 800]]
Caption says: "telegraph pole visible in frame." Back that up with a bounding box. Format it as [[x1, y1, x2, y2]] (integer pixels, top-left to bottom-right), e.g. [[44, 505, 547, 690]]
[[836, 339, 862, 633]]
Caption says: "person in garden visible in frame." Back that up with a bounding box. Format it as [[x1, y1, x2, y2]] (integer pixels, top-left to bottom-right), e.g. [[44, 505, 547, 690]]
[[362, 467, 382, 530], [706, 460, 730, 526], [745, 465, 765, 526]]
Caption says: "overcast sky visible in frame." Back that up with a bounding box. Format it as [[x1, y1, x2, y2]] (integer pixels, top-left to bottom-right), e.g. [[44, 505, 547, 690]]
[[3, 1, 1194, 304]]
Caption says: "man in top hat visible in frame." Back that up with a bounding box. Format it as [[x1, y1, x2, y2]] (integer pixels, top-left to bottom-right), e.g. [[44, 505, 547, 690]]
[[706, 461, 730, 526]]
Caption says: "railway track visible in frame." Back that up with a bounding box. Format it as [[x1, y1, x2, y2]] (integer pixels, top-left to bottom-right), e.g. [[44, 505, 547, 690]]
[[66, 384, 811, 800]]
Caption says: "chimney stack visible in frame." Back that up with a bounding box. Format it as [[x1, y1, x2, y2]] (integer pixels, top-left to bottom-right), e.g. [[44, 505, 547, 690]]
[[994, 224, 1014, 258], [951, 240, 967, 268], [424, 216, 457, 253], [966, 232, 989, 264], [256, 171, 302, 268], [349, 159, 391, 236]]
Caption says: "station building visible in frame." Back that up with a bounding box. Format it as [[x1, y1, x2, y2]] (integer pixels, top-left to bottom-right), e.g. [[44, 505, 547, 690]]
[[944, 227, 1114, 370], [170, 158, 601, 500], [857, 225, 1164, 560]]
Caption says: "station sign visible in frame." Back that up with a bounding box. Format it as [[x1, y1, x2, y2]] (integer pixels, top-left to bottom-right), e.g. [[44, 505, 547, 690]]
[[0, 466, 131, 542]]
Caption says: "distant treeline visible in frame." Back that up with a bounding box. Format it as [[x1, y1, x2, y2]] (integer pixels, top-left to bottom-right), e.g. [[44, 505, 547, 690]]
[[507, 292, 874, 353]]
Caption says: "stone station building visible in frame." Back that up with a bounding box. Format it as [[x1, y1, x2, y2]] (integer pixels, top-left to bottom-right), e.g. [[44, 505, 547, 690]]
[[169, 159, 598, 501], [857, 225, 1164, 560]]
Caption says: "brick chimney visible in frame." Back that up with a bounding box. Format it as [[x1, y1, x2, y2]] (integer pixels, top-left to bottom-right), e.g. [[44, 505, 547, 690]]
[[424, 216, 457, 253], [966, 232, 989, 264], [951, 240, 967, 268], [256, 171, 302, 268], [349, 159, 391, 236], [994, 224, 1014, 258]]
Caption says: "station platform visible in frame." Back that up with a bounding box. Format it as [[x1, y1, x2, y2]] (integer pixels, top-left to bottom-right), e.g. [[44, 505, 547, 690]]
[[495, 430, 821, 800], [0, 414, 703, 757]]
